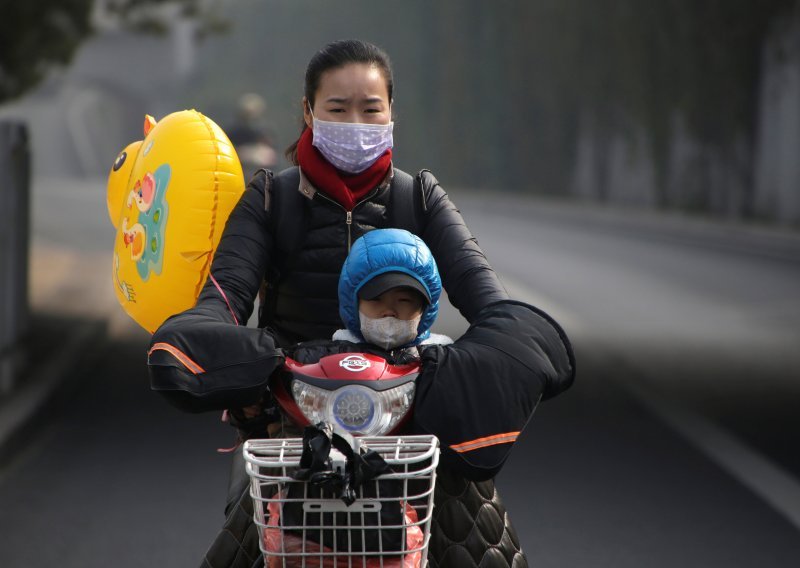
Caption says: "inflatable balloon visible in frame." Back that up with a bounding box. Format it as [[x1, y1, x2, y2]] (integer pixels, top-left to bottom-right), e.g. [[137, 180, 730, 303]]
[[107, 110, 245, 333]]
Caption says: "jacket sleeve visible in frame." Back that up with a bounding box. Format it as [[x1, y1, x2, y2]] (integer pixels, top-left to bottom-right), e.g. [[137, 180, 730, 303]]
[[147, 315, 284, 413], [419, 171, 510, 323], [411, 300, 575, 481], [147, 170, 283, 412], [193, 169, 274, 325]]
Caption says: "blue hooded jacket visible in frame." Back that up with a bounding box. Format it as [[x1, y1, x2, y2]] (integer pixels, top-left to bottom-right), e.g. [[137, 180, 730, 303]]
[[338, 229, 442, 344]]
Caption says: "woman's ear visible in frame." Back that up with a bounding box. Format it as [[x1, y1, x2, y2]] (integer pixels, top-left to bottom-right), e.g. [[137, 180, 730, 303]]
[[302, 97, 313, 129]]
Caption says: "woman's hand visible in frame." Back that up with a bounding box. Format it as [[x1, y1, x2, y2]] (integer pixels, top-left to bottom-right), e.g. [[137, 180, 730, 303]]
[[240, 403, 263, 419]]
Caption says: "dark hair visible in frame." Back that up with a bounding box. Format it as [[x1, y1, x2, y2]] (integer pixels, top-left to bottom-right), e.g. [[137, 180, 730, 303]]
[[285, 39, 394, 164]]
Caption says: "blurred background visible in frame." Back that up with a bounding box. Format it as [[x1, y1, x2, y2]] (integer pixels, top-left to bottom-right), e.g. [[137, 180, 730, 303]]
[[1, 1, 799, 566]]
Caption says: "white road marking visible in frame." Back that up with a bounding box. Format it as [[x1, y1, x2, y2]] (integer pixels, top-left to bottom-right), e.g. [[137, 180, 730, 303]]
[[626, 379, 800, 531]]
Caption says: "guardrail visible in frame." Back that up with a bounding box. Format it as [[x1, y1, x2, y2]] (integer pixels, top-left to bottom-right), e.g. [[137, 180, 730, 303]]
[[0, 121, 31, 395]]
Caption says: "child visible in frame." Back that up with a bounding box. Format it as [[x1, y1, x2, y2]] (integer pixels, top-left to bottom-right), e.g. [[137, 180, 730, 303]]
[[236, 228, 448, 429], [332, 228, 452, 351]]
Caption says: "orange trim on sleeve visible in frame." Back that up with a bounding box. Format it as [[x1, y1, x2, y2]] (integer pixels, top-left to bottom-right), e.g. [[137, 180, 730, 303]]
[[149, 342, 206, 375], [449, 431, 520, 453]]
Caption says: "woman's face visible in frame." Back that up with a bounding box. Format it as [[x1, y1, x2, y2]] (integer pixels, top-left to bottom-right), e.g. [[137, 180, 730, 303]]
[[304, 63, 392, 127], [358, 288, 425, 321]]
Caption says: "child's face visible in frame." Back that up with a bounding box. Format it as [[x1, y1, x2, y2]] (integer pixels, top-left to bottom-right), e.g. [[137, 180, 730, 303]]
[[359, 287, 425, 320]]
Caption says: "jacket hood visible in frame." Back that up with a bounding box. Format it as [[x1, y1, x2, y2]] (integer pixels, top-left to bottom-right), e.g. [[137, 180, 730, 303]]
[[338, 229, 441, 344]]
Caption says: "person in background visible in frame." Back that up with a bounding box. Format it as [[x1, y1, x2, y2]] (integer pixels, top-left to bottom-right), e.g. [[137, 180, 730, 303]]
[[227, 92, 277, 174]]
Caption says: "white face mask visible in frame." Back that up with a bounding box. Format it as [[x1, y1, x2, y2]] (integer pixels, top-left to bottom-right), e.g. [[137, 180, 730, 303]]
[[310, 111, 394, 174], [359, 312, 420, 350]]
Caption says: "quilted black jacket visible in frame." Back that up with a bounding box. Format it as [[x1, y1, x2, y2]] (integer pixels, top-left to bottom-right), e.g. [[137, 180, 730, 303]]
[[149, 167, 575, 567], [193, 166, 510, 344]]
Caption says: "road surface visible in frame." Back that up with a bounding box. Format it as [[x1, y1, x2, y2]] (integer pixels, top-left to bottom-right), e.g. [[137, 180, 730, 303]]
[[1, 178, 799, 567]]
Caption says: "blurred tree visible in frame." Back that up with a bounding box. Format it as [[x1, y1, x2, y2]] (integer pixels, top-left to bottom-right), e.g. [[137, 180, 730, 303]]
[[0, 0, 228, 104], [0, 1, 93, 102], [103, 0, 229, 37]]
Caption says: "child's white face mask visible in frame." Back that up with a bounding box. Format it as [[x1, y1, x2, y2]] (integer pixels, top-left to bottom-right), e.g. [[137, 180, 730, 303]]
[[359, 312, 420, 350]]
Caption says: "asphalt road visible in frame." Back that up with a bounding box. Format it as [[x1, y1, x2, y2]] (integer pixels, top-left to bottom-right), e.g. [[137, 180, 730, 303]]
[[1, 178, 799, 566], [452, 192, 800, 566]]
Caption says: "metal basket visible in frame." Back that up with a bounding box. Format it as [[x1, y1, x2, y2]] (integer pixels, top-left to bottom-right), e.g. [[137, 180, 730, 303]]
[[244, 435, 440, 568]]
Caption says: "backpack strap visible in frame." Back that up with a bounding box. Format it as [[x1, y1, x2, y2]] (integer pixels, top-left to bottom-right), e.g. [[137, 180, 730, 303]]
[[258, 167, 307, 329], [389, 168, 430, 235], [266, 167, 305, 255]]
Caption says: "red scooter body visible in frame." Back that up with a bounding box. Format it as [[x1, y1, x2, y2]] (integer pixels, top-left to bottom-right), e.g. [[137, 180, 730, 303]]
[[270, 352, 420, 436]]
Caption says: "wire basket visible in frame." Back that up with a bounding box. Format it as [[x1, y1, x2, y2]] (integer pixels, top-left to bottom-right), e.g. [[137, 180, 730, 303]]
[[244, 435, 440, 568]]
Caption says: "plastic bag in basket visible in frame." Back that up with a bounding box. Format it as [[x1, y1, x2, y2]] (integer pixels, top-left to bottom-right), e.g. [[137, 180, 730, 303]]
[[263, 496, 423, 568]]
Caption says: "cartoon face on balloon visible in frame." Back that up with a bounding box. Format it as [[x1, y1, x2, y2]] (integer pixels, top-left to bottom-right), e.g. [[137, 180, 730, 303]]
[[109, 115, 170, 279], [117, 166, 170, 275], [130, 172, 156, 212], [107, 110, 245, 333]]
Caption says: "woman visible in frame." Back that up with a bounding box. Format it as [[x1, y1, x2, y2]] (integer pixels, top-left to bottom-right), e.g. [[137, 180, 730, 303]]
[[148, 40, 574, 568], [201, 38, 509, 347]]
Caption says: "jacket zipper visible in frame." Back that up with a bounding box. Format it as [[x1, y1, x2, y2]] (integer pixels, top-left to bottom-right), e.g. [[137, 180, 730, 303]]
[[346, 211, 353, 250], [314, 189, 380, 252]]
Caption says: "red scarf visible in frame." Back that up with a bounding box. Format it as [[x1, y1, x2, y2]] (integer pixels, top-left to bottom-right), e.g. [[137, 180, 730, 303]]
[[297, 127, 392, 210]]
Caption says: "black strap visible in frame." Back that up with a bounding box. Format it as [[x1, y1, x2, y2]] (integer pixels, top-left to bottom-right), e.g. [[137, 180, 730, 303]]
[[292, 422, 392, 506], [266, 167, 305, 256], [389, 169, 428, 236], [258, 167, 306, 329]]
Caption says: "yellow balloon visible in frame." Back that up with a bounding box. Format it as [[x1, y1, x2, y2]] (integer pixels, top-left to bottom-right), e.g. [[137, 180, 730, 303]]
[[107, 110, 245, 333]]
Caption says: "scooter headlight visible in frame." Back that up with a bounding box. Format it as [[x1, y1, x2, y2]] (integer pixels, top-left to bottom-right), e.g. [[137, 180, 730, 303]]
[[291, 380, 328, 426], [330, 386, 375, 432], [291, 380, 415, 436]]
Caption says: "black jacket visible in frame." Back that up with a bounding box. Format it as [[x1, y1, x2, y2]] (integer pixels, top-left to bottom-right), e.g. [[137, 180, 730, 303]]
[[148, 166, 575, 478], [148, 167, 575, 567], [191, 166, 510, 344]]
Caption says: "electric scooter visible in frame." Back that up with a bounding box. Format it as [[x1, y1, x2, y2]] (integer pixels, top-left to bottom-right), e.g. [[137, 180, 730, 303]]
[[244, 350, 440, 568]]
